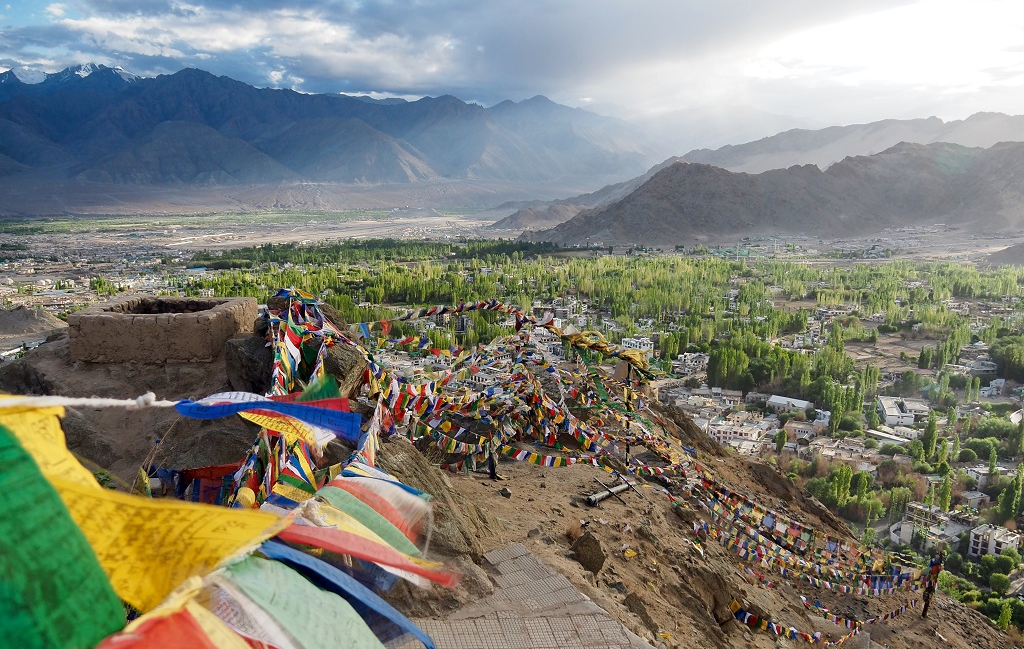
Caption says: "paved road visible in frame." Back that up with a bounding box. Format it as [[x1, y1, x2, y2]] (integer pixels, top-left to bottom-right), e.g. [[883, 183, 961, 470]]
[[398, 543, 655, 649]]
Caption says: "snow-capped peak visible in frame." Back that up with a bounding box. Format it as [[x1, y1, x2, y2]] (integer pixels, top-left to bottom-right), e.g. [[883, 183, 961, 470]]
[[1, 62, 141, 85], [73, 63, 99, 78], [7, 67, 47, 84], [111, 66, 140, 83]]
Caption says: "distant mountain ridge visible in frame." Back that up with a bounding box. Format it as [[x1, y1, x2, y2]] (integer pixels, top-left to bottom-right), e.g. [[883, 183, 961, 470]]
[[523, 141, 1024, 246], [682, 112, 1024, 173], [489, 156, 684, 230], [491, 112, 1024, 233], [0, 64, 657, 208]]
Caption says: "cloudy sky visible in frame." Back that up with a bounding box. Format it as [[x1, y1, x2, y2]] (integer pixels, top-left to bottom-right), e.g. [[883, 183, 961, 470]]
[[3, 0, 1024, 127]]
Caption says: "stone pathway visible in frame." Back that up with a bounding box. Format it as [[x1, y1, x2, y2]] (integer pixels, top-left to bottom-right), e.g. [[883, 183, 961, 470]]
[[398, 543, 654, 649]]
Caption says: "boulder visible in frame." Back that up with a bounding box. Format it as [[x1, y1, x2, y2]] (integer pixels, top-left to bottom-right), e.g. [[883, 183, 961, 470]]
[[224, 335, 273, 394], [624, 593, 660, 635], [62, 407, 119, 469], [0, 354, 57, 395], [323, 343, 368, 399], [569, 531, 606, 575]]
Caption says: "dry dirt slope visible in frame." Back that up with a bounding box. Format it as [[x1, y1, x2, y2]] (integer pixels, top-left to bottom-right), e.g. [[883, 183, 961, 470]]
[[378, 403, 1020, 649], [0, 335, 1018, 649]]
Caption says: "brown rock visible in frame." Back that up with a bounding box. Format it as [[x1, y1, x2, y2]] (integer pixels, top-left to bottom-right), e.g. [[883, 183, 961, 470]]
[[323, 342, 368, 399], [570, 531, 606, 575]]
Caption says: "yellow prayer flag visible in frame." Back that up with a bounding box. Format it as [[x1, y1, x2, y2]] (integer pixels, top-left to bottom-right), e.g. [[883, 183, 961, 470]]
[[237, 411, 320, 446], [50, 475, 285, 611], [0, 402, 100, 488]]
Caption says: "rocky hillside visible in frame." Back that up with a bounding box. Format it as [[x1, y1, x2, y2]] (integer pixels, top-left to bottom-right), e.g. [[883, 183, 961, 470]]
[[989, 242, 1024, 266], [0, 320, 1018, 649], [683, 112, 1024, 174], [524, 141, 1024, 246], [0, 304, 66, 337], [488, 156, 685, 231]]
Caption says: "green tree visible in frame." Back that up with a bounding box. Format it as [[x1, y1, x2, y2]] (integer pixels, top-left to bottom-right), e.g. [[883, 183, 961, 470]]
[[997, 464, 1024, 523], [880, 443, 902, 457], [827, 464, 854, 507], [996, 600, 1012, 632], [1010, 418, 1024, 458], [944, 551, 963, 574], [994, 553, 1016, 576], [775, 428, 788, 453], [923, 411, 938, 460], [939, 473, 952, 512], [909, 439, 925, 463], [866, 405, 880, 430], [951, 435, 961, 464], [1001, 547, 1022, 570], [989, 572, 1010, 596], [936, 438, 949, 465], [990, 446, 999, 479], [888, 486, 912, 524]]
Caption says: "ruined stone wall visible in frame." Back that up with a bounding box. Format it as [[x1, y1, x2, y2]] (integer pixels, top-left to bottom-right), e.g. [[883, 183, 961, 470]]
[[68, 296, 257, 363]]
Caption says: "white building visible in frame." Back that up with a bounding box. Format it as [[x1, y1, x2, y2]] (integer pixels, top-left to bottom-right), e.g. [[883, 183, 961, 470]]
[[876, 396, 916, 427], [892, 425, 921, 440], [966, 465, 1008, 490], [967, 524, 1022, 558], [707, 420, 765, 449], [621, 336, 655, 358], [766, 395, 813, 414], [959, 490, 989, 510], [889, 502, 970, 551], [865, 428, 909, 446], [900, 398, 931, 421]]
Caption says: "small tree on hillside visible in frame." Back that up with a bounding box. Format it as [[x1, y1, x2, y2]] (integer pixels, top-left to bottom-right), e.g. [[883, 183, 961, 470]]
[[990, 572, 1010, 596], [923, 411, 938, 460]]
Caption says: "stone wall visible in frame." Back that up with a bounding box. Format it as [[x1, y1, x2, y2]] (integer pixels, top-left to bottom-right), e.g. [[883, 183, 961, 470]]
[[68, 296, 257, 363]]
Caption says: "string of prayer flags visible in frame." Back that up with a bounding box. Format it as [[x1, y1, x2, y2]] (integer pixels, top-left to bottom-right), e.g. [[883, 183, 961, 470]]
[[800, 596, 918, 628], [326, 476, 432, 544], [498, 444, 579, 467], [0, 400, 104, 488], [175, 392, 362, 445], [729, 598, 823, 644], [0, 402, 288, 612], [316, 486, 424, 559]]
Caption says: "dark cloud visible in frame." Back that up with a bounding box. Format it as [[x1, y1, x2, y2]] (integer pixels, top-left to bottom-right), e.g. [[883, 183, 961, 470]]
[[4, 0, 1018, 126]]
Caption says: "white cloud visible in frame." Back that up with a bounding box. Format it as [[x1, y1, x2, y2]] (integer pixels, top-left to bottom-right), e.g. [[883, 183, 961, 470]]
[[45, 3, 66, 18], [743, 0, 1024, 115]]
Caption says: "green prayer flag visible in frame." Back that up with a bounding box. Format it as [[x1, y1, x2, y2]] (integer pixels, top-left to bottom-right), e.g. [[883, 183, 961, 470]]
[[0, 423, 126, 649], [316, 485, 421, 557], [224, 556, 386, 649]]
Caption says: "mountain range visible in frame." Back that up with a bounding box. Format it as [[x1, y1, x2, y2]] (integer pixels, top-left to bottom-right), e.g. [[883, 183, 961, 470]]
[[681, 112, 1024, 173], [6, 63, 1024, 233], [493, 111, 1024, 233], [521, 140, 1024, 246], [0, 64, 657, 214]]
